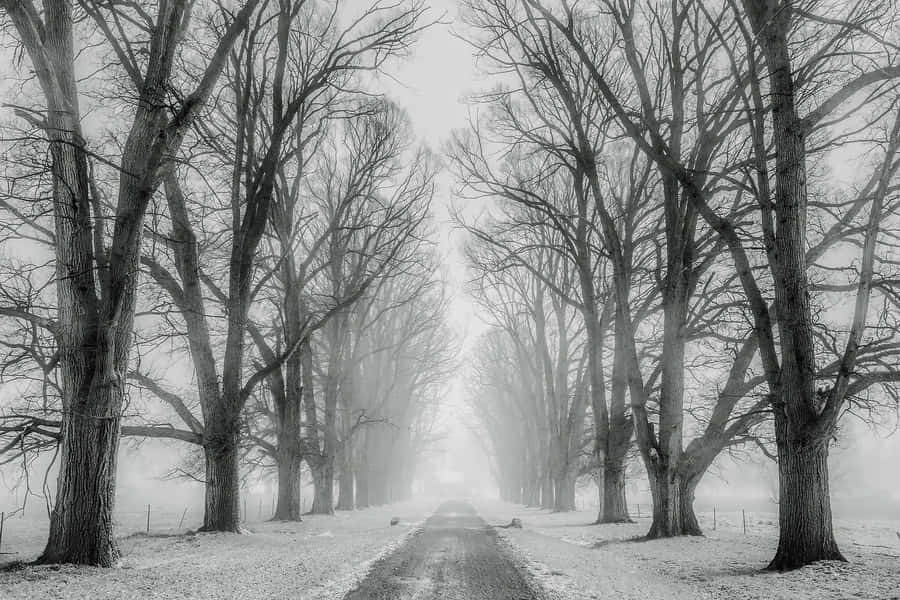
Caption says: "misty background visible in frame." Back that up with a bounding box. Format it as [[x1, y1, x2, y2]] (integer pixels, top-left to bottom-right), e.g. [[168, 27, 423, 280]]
[[1, 0, 897, 524]]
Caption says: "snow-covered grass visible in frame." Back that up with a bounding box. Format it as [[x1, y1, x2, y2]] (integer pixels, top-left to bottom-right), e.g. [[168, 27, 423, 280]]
[[474, 497, 900, 600], [0, 498, 437, 599]]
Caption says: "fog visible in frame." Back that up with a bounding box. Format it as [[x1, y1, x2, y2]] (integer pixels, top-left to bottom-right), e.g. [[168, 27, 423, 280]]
[[1, 0, 899, 528], [1, 3, 899, 598]]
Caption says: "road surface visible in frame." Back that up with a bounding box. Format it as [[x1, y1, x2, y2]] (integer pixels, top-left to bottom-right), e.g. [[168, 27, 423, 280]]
[[343, 501, 546, 600]]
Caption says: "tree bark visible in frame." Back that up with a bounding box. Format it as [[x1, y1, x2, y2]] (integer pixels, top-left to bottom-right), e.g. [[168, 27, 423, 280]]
[[200, 428, 241, 532], [601, 462, 631, 523], [740, 1, 847, 568], [768, 420, 844, 570], [39, 398, 122, 565], [309, 459, 334, 515], [273, 444, 303, 521], [677, 472, 702, 537], [599, 324, 633, 524], [645, 464, 702, 538]]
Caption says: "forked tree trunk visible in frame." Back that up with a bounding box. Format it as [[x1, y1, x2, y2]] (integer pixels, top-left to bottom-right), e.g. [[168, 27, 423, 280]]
[[646, 465, 701, 538], [201, 430, 241, 532], [768, 419, 844, 570], [309, 459, 334, 515], [39, 396, 122, 566]]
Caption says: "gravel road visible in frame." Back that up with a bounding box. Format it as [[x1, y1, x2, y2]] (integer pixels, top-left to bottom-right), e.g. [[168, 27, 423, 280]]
[[343, 500, 546, 600]]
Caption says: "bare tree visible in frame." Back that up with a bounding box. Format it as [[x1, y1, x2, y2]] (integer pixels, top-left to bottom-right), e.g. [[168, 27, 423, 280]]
[[526, 0, 900, 567], [292, 101, 435, 514], [133, 2, 429, 530], [465, 224, 591, 511], [350, 265, 454, 507], [0, 0, 259, 564]]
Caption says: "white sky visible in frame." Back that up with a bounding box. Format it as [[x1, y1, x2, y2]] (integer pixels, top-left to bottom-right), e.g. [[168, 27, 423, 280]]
[[374, 3, 487, 363]]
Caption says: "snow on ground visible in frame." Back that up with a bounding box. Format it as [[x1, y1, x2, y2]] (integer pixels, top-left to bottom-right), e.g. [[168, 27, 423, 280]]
[[473, 497, 900, 600], [0, 498, 437, 599]]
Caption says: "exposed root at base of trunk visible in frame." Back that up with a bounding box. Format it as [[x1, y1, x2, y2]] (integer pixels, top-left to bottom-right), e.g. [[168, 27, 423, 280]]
[[196, 525, 251, 535], [594, 516, 636, 525], [766, 550, 847, 572]]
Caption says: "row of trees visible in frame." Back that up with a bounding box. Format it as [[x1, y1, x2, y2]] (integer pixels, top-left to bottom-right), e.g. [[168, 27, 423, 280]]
[[458, 0, 900, 570], [0, 0, 450, 567]]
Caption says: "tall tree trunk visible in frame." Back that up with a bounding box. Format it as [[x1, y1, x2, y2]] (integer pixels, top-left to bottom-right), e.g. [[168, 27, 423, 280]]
[[600, 325, 633, 523], [309, 459, 334, 515], [273, 359, 303, 521], [201, 427, 241, 532], [740, 0, 846, 570], [601, 462, 631, 523], [40, 396, 122, 565], [273, 445, 303, 521], [336, 444, 354, 510], [768, 418, 843, 569], [553, 470, 576, 512], [2, 0, 256, 567], [356, 430, 371, 508], [591, 466, 604, 522], [677, 471, 702, 537], [541, 470, 554, 510]]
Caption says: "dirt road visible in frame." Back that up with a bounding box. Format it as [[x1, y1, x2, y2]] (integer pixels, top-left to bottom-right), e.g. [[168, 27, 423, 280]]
[[343, 501, 546, 600]]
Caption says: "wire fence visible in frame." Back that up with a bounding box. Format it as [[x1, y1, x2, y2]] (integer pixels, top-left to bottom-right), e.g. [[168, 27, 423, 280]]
[[0, 490, 316, 560]]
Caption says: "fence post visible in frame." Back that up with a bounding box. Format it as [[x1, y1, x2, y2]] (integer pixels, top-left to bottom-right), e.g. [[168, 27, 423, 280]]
[[243, 498, 247, 522], [258, 497, 262, 520], [637, 503, 640, 518], [146, 504, 151, 534], [713, 506, 716, 531], [742, 509, 747, 535], [0, 511, 4, 553], [178, 507, 188, 529]]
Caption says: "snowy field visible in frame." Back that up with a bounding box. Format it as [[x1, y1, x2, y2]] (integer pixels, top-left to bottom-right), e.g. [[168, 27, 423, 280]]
[[0, 498, 437, 599], [1, 496, 897, 599], [474, 498, 900, 600]]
